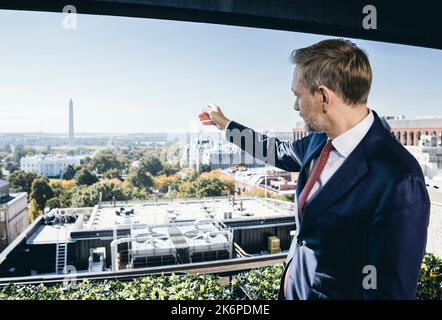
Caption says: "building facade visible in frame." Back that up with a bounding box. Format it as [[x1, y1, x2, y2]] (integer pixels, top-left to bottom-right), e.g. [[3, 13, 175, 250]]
[[180, 138, 265, 171], [0, 180, 28, 252], [293, 116, 442, 147], [387, 117, 442, 146], [20, 155, 81, 177]]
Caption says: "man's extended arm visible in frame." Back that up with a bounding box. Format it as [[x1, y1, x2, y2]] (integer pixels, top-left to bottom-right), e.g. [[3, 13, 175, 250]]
[[202, 103, 307, 172], [225, 120, 305, 172]]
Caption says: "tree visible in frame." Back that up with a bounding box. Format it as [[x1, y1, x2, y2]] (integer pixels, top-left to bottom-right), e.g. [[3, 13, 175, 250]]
[[5, 162, 19, 174], [7, 170, 37, 193], [89, 150, 125, 174], [48, 180, 76, 208], [10, 147, 27, 163], [199, 164, 211, 173], [30, 177, 54, 211], [140, 155, 163, 176], [103, 168, 123, 180], [75, 169, 99, 186], [154, 175, 178, 193], [92, 181, 131, 202], [28, 199, 40, 222], [126, 166, 154, 190], [161, 162, 180, 176], [194, 176, 226, 197], [46, 197, 61, 209], [70, 182, 132, 207], [61, 165, 76, 180], [178, 180, 196, 197], [0, 163, 3, 179], [70, 186, 100, 208]]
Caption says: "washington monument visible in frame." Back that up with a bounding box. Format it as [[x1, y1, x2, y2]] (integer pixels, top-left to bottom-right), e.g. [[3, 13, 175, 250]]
[[68, 99, 74, 144]]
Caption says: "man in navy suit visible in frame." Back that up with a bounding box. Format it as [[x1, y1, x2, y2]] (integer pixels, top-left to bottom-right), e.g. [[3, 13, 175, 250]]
[[201, 39, 430, 299]]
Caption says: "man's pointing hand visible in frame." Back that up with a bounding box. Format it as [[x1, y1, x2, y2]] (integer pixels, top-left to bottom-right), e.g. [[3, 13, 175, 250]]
[[200, 103, 230, 131]]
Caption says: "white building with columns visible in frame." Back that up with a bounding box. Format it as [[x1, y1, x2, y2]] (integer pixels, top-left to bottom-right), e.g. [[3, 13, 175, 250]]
[[20, 155, 81, 177]]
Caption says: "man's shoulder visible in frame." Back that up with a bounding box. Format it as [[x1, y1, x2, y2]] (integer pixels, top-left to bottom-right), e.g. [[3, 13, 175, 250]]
[[366, 132, 424, 180]]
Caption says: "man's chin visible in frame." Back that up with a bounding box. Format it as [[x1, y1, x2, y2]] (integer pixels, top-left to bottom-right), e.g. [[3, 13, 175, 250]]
[[305, 123, 323, 134]]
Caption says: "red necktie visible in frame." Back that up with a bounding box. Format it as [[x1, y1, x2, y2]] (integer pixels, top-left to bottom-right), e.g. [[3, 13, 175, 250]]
[[297, 139, 334, 218]]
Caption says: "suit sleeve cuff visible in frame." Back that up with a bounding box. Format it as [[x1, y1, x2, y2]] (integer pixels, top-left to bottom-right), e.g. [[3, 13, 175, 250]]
[[223, 120, 233, 140]]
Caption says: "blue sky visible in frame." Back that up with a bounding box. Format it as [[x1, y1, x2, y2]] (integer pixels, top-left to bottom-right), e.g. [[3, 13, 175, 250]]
[[0, 9, 441, 133]]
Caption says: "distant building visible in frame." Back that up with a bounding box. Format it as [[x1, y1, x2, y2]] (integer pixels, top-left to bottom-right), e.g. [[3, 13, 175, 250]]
[[405, 135, 442, 178], [20, 155, 81, 177], [0, 179, 28, 252], [68, 99, 74, 145], [292, 115, 442, 147], [387, 117, 442, 146], [180, 138, 264, 171], [222, 167, 297, 196]]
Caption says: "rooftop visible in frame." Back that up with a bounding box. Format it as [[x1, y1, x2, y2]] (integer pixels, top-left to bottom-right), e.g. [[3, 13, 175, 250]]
[[20, 155, 81, 161], [27, 197, 294, 245]]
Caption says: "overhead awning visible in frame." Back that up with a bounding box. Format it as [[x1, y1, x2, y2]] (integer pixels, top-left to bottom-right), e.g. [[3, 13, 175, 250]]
[[0, 0, 440, 49]]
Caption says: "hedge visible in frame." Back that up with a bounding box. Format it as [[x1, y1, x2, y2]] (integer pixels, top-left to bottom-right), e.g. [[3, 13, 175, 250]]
[[0, 273, 229, 300], [0, 253, 441, 300]]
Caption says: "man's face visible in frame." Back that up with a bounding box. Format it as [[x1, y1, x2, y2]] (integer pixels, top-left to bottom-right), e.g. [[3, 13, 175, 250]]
[[291, 67, 327, 133]]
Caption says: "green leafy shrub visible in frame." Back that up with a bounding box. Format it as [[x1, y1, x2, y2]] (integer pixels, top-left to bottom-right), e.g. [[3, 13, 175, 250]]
[[0, 273, 228, 300], [231, 265, 283, 300], [1, 253, 441, 300], [417, 253, 442, 300], [231, 252, 442, 300]]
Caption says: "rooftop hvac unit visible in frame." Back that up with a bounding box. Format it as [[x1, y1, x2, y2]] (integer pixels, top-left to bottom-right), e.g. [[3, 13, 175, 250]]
[[268, 236, 280, 254], [88, 247, 106, 272]]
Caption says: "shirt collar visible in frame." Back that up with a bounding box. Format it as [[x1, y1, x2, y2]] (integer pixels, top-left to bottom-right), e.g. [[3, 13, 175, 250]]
[[331, 108, 374, 158]]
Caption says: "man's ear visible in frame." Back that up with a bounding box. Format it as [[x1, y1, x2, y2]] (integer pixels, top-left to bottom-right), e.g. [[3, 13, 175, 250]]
[[318, 85, 331, 112]]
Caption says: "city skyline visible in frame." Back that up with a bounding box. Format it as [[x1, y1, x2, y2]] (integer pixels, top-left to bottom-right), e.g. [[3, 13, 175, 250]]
[[0, 10, 441, 134]]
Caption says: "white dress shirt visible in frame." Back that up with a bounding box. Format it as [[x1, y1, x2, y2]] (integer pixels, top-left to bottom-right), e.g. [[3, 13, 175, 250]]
[[304, 108, 374, 202]]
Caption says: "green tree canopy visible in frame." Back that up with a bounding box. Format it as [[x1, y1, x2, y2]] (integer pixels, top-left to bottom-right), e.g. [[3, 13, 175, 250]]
[[5, 162, 20, 174], [45, 197, 61, 210], [161, 162, 181, 176], [194, 176, 226, 197], [103, 168, 123, 180], [88, 150, 126, 174], [75, 169, 99, 186], [30, 177, 54, 211], [140, 155, 163, 176], [70, 185, 100, 208], [126, 166, 154, 190], [7, 170, 37, 193], [70, 182, 132, 207], [61, 165, 76, 180], [10, 147, 27, 163]]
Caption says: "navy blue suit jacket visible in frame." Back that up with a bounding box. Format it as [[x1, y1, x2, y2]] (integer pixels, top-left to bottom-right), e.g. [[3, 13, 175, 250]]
[[226, 110, 430, 299]]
